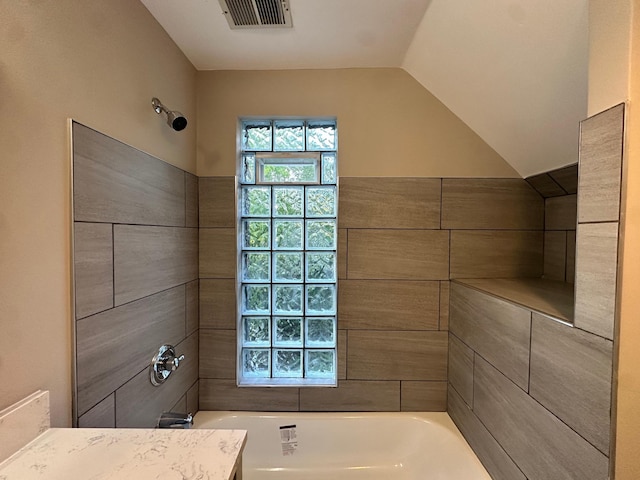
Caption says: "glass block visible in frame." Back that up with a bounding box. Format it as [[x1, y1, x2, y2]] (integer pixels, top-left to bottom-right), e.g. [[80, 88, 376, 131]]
[[242, 284, 270, 314], [306, 285, 337, 314], [306, 121, 336, 151], [242, 187, 271, 217], [321, 153, 337, 184], [306, 187, 337, 217], [305, 317, 336, 347], [305, 252, 336, 282], [243, 121, 272, 151], [273, 284, 303, 315], [242, 252, 270, 282], [274, 120, 305, 151], [241, 154, 256, 184], [242, 220, 270, 249], [273, 349, 303, 378], [305, 220, 336, 250], [273, 187, 304, 217], [242, 348, 270, 377], [242, 317, 271, 346], [273, 317, 303, 347], [274, 252, 303, 282], [305, 350, 335, 378], [274, 220, 303, 250], [261, 161, 318, 183]]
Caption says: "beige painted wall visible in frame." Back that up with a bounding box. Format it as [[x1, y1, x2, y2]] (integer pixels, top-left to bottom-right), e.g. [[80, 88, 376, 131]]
[[197, 69, 518, 178], [615, 2, 640, 477], [0, 0, 196, 426]]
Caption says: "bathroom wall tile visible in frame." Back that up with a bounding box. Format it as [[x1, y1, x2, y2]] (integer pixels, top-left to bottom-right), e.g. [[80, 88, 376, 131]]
[[578, 104, 624, 223], [199, 177, 236, 228], [450, 283, 531, 390], [566, 230, 576, 284], [339, 280, 439, 330], [439, 281, 451, 331], [186, 381, 199, 415], [347, 331, 447, 381], [185, 173, 199, 228], [200, 379, 299, 411], [73, 122, 185, 226], [545, 194, 577, 230], [530, 314, 613, 453], [199, 228, 236, 278], [574, 222, 619, 339], [113, 225, 198, 306], [200, 279, 236, 329], [400, 381, 447, 411], [448, 333, 474, 407], [442, 179, 543, 230], [473, 356, 609, 480], [338, 330, 347, 380], [76, 286, 186, 416], [543, 231, 567, 281], [74, 222, 113, 319], [339, 177, 441, 229], [0, 391, 50, 464], [448, 386, 526, 480], [172, 395, 188, 414], [78, 393, 115, 428], [548, 164, 578, 194], [199, 329, 236, 379], [116, 333, 198, 428], [450, 230, 543, 279], [300, 381, 400, 411], [186, 280, 199, 336], [348, 229, 449, 280], [526, 172, 566, 198], [338, 228, 347, 279]]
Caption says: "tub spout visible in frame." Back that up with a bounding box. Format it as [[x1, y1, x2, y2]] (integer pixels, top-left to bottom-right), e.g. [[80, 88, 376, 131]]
[[157, 411, 193, 429]]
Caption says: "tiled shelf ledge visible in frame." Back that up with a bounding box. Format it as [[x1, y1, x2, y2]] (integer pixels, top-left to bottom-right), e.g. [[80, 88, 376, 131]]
[[452, 278, 575, 324]]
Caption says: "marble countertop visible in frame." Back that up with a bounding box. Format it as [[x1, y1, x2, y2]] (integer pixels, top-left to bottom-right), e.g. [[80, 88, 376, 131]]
[[0, 427, 246, 480]]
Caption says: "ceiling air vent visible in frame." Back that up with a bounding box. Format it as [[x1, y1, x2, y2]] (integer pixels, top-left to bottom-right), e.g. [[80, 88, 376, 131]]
[[218, 0, 292, 29]]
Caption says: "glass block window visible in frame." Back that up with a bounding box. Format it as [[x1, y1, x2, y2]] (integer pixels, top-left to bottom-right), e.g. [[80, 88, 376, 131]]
[[238, 119, 337, 386]]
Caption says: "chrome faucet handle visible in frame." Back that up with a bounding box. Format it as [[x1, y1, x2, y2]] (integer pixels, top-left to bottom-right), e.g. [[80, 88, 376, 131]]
[[169, 354, 185, 371], [150, 345, 185, 386]]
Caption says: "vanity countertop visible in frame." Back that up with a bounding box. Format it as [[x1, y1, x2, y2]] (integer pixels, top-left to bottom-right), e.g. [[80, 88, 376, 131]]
[[0, 427, 246, 480]]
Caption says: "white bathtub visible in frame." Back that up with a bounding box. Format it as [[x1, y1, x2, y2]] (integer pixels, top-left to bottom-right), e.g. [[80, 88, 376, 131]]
[[194, 411, 491, 480]]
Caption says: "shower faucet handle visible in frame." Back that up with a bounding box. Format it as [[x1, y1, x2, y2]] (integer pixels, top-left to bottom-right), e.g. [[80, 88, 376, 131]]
[[149, 345, 185, 386], [167, 353, 185, 372]]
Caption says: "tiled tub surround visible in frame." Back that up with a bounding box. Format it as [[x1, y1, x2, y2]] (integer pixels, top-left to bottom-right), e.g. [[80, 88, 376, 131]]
[[72, 123, 199, 428], [199, 176, 544, 412]]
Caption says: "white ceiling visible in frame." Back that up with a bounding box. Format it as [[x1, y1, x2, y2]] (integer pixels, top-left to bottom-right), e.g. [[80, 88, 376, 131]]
[[140, 0, 589, 177]]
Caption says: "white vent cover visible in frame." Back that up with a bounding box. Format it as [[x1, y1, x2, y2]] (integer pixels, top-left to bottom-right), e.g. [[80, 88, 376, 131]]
[[218, 0, 292, 29]]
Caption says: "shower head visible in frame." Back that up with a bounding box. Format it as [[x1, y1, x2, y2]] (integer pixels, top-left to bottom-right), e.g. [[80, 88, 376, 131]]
[[151, 97, 188, 131]]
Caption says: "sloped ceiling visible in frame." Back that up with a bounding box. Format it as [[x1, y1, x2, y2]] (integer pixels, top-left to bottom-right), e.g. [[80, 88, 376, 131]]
[[140, 0, 589, 177]]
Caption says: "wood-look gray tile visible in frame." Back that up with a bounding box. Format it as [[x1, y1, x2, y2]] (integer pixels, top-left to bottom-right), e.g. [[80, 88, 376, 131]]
[[348, 229, 449, 280], [300, 381, 400, 411], [199, 228, 236, 279], [574, 222, 618, 339], [172, 395, 188, 414], [76, 286, 186, 415], [199, 177, 236, 228], [448, 333, 474, 407], [186, 280, 199, 336], [113, 225, 198, 306], [73, 222, 113, 319], [200, 279, 236, 329], [442, 179, 543, 230], [400, 381, 447, 411], [338, 229, 347, 280], [566, 230, 576, 284], [530, 314, 613, 453], [199, 329, 236, 379], [73, 122, 185, 226], [186, 381, 199, 415], [544, 231, 567, 281], [339, 177, 441, 229], [448, 386, 526, 480], [578, 104, 625, 223], [200, 379, 299, 411], [526, 173, 566, 198], [549, 164, 578, 194], [450, 230, 543, 279], [77, 394, 115, 428], [474, 356, 609, 480], [115, 333, 198, 428], [347, 331, 447, 381], [545, 195, 577, 230], [450, 283, 531, 389], [338, 330, 347, 380], [339, 280, 439, 330], [440, 281, 450, 330], [185, 173, 199, 228]]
